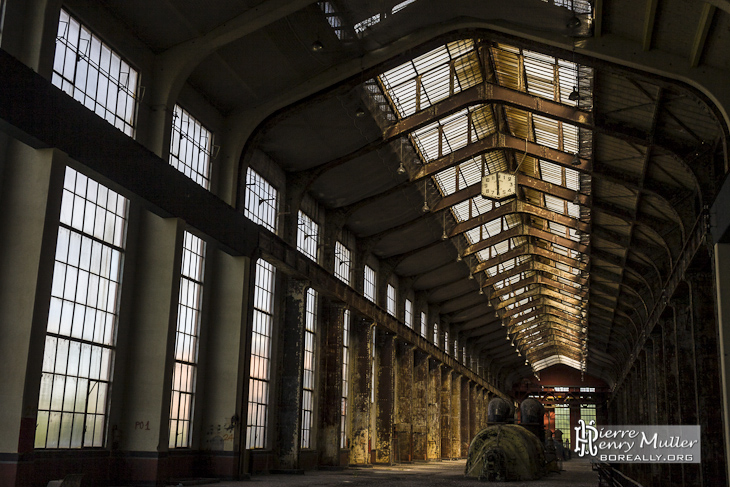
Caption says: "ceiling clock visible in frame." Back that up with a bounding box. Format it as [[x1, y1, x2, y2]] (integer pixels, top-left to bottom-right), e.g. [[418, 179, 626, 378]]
[[481, 171, 516, 200]]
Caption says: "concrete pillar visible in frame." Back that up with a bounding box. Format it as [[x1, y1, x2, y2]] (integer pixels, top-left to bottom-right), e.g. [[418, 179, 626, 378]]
[[450, 374, 461, 459], [374, 330, 395, 464], [714, 242, 730, 485], [199, 250, 252, 477], [349, 316, 372, 466], [671, 289, 701, 487], [412, 351, 428, 461], [468, 384, 478, 445], [427, 359, 441, 460], [687, 268, 728, 486], [0, 146, 63, 485], [317, 300, 345, 466], [440, 368, 452, 459], [274, 277, 308, 470], [460, 379, 470, 457], [662, 311, 685, 485], [118, 211, 184, 484], [395, 340, 414, 463]]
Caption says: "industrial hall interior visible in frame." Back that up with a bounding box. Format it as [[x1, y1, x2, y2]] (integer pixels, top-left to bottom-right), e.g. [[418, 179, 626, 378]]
[[3, 0, 730, 485]]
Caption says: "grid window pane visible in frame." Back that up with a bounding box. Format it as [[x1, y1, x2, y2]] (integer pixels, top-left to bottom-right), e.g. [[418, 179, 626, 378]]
[[334, 242, 351, 284], [246, 260, 275, 449], [340, 309, 350, 449], [301, 288, 318, 448], [363, 266, 376, 302], [554, 405, 570, 434], [36, 167, 128, 449], [53, 9, 138, 136], [404, 299, 413, 328], [169, 105, 213, 189], [244, 169, 278, 232], [169, 231, 206, 448], [420, 311, 427, 337], [297, 211, 319, 261], [580, 404, 596, 425], [386, 284, 396, 316]]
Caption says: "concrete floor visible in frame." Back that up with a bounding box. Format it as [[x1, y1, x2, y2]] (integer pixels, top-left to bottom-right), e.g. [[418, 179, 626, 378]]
[[187, 459, 599, 487]]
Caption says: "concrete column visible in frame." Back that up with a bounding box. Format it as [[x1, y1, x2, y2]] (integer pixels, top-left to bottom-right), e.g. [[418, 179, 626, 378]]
[[671, 290, 701, 487], [395, 340, 414, 463], [118, 211, 184, 484], [0, 145, 63, 485], [374, 330, 395, 464], [468, 384, 478, 446], [688, 268, 727, 486], [274, 277, 308, 470], [715, 243, 730, 485], [440, 368, 452, 459], [412, 351, 428, 461], [661, 312, 685, 485], [450, 374, 461, 459], [460, 379, 470, 457], [199, 250, 252, 477], [349, 316, 372, 466], [427, 359, 441, 460], [317, 300, 345, 466]]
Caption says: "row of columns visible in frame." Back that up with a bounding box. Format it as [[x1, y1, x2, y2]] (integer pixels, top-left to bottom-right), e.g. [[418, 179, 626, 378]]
[[609, 260, 727, 487], [272, 294, 494, 469]]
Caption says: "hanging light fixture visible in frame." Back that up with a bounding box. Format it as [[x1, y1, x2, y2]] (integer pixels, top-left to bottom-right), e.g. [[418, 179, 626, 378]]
[[441, 212, 448, 240], [569, 86, 580, 101], [571, 153, 581, 166], [311, 40, 324, 51], [355, 107, 365, 117], [397, 137, 406, 174], [456, 253, 462, 262]]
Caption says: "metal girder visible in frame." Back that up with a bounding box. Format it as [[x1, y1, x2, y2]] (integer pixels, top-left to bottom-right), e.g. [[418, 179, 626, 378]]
[[643, 0, 659, 51], [415, 132, 591, 180], [302, 81, 593, 183], [527, 346, 583, 363], [450, 199, 590, 237], [491, 274, 586, 301], [508, 305, 584, 329], [516, 327, 582, 348], [475, 241, 585, 273], [500, 295, 581, 319], [495, 286, 585, 310], [482, 260, 587, 288], [465, 223, 588, 256], [433, 173, 589, 212], [383, 81, 594, 140]]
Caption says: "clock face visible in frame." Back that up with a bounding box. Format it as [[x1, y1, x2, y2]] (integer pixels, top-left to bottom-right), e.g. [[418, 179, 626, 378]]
[[481, 172, 516, 200]]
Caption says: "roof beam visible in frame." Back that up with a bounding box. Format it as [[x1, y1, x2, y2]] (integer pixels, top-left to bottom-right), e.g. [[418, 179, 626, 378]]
[[416, 132, 591, 180], [475, 241, 584, 274], [690, 3, 717, 68], [465, 223, 588, 256], [450, 199, 590, 237], [303, 81, 593, 183], [643, 0, 659, 51], [483, 260, 588, 288], [491, 274, 586, 301]]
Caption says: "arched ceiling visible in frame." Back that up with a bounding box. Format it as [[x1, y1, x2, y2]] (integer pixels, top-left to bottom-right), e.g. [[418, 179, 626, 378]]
[[98, 0, 728, 387]]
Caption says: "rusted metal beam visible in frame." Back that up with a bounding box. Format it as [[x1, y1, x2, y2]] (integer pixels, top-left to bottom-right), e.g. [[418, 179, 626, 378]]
[[465, 223, 588, 256], [482, 260, 588, 288], [383, 81, 593, 141], [451, 199, 590, 237], [508, 305, 585, 328], [491, 274, 587, 301], [495, 286, 585, 310], [415, 132, 591, 180], [475, 241, 585, 273]]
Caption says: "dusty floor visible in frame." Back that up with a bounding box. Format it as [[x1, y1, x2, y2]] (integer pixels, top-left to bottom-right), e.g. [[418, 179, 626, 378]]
[[189, 458, 598, 487]]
